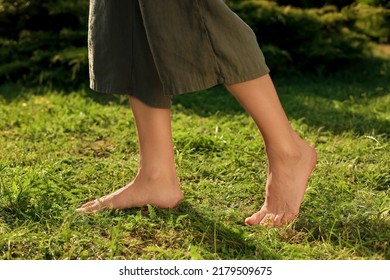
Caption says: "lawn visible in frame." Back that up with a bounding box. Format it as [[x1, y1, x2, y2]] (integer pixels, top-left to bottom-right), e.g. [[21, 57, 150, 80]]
[[0, 48, 389, 260]]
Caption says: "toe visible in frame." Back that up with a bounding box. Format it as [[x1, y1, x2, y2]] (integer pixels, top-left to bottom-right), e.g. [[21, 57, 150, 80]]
[[245, 210, 266, 225], [282, 212, 298, 225], [76, 200, 99, 213], [273, 213, 284, 227], [259, 213, 276, 227]]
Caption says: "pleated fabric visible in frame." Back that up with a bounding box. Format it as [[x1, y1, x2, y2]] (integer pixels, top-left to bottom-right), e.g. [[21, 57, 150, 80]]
[[88, 0, 269, 108]]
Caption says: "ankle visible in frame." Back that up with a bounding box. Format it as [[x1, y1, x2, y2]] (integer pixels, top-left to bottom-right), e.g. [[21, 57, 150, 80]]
[[266, 143, 302, 163], [137, 166, 179, 184]]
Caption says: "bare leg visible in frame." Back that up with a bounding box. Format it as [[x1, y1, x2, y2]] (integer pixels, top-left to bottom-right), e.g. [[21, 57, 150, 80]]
[[76, 97, 184, 212], [225, 74, 317, 227]]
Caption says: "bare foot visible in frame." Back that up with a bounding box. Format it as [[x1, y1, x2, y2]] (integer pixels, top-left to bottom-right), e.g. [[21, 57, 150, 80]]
[[76, 172, 184, 213], [245, 138, 317, 227]]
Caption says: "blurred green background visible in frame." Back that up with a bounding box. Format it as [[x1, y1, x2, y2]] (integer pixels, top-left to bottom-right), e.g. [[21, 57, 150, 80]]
[[0, 1, 389, 261], [0, 0, 389, 87]]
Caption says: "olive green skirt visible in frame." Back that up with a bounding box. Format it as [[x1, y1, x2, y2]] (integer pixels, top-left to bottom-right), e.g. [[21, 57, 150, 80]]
[[88, 0, 269, 108]]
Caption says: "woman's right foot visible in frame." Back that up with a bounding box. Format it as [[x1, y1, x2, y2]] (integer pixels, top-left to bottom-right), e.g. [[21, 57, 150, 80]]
[[76, 172, 184, 213], [245, 138, 317, 227]]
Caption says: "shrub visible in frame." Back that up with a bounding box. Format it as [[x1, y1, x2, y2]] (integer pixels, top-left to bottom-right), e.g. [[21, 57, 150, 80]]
[[0, 0, 89, 87], [274, 0, 355, 8], [272, 0, 389, 8], [353, 3, 390, 43], [228, 0, 388, 73]]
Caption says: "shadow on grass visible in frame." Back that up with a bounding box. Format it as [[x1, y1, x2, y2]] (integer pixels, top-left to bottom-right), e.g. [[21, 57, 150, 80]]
[[101, 201, 278, 260], [0, 200, 277, 259], [1, 186, 388, 259], [154, 201, 276, 259]]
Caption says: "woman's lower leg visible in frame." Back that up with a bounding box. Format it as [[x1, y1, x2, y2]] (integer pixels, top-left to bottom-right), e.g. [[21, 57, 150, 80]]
[[225, 74, 317, 227], [76, 96, 183, 212]]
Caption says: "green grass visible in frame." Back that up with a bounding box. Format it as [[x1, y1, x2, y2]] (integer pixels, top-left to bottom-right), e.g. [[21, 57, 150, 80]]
[[0, 51, 389, 260]]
